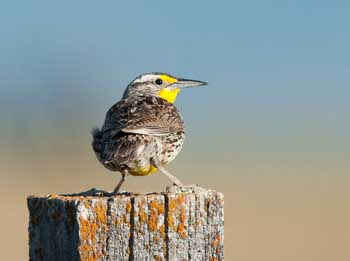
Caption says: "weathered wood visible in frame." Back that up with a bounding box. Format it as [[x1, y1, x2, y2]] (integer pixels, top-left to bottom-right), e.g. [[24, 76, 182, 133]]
[[28, 186, 224, 261]]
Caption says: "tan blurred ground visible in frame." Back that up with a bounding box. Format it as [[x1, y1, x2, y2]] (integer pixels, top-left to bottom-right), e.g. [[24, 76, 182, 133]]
[[1, 137, 349, 260]]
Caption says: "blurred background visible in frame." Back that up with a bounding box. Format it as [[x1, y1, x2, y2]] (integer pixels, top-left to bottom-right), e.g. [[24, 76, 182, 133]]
[[1, 1, 349, 260]]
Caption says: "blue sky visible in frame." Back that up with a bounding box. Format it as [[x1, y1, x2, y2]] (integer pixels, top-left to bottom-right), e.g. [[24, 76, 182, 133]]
[[1, 0, 350, 171], [2, 0, 349, 148]]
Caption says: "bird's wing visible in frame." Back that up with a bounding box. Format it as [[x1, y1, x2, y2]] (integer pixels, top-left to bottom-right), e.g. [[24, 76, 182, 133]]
[[121, 127, 171, 136], [102, 96, 184, 137]]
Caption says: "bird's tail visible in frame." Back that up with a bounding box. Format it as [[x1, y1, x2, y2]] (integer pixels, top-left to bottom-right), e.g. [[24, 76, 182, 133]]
[[91, 127, 101, 138], [91, 127, 102, 155]]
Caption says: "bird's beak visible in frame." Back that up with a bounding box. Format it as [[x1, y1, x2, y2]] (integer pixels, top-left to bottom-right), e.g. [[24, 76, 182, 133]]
[[170, 78, 208, 89]]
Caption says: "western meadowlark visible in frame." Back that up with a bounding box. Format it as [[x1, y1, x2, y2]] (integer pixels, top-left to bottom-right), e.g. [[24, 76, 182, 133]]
[[92, 72, 207, 195]]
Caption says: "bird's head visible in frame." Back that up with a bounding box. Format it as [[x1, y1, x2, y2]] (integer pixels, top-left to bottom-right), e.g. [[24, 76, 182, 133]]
[[123, 72, 207, 103]]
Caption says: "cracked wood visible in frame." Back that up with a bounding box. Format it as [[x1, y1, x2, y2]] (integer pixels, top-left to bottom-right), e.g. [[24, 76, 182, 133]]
[[28, 187, 224, 261]]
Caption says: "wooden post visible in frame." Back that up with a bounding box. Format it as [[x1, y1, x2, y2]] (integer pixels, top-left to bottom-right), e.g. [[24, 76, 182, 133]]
[[28, 186, 224, 261]]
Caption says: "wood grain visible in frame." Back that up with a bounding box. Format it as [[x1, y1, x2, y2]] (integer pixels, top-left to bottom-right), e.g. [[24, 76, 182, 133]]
[[28, 186, 224, 261]]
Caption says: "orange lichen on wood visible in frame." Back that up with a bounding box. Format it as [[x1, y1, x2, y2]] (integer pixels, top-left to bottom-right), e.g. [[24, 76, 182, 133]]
[[148, 199, 165, 231], [126, 201, 132, 213], [167, 196, 188, 239], [179, 206, 186, 224], [177, 206, 187, 239], [79, 216, 98, 260], [159, 224, 166, 239], [77, 201, 108, 261], [167, 198, 177, 231], [167, 214, 175, 231], [211, 234, 221, 248], [168, 198, 177, 212], [149, 199, 165, 215], [153, 235, 160, 242], [177, 223, 187, 239], [48, 193, 59, 199], [123, 214, 130, 226], [79, 217, 97, 243], [139, 207, 147, 223], [83, 200, 90, 209], [94, 202, 107, 225], [148, 212, 158, 231], [176, 194, 184, 205]]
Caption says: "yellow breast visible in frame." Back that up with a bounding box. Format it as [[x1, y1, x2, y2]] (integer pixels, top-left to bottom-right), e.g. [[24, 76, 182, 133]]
[[129, 165, 158, 176]]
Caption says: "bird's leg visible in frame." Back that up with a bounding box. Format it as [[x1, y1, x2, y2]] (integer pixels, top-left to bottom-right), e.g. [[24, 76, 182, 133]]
[[112, 170, 127, 195], [152, 159, 183, 187]]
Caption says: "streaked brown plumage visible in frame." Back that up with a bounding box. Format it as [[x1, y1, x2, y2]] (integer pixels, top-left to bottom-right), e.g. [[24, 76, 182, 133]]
[[92, 72, 206, 194]]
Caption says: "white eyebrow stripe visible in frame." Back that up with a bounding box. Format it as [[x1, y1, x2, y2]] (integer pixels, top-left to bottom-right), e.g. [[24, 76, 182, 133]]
[[132, 74, 158, 83]]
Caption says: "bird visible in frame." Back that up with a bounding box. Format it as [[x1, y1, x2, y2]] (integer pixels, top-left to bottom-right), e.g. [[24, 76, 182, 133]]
[[92, 72, 207, 195]]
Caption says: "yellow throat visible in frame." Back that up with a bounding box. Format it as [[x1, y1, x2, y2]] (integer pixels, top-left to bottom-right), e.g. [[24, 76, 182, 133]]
[[158, 75, 180, 103], [159, 88, 180, 103]]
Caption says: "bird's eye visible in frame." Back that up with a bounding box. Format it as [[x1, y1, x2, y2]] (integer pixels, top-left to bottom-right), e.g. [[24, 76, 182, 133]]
[[155, 78, 163, 85]]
